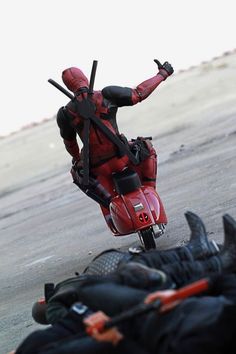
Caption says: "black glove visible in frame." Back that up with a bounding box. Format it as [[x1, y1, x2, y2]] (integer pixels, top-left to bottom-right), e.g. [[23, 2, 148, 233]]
[[162, 61, 174, 75], [71, 159, 84, 185], [154, 59, 174, 79]]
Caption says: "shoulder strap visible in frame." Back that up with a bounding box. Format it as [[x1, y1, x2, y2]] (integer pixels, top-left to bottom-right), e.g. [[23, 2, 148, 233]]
[[48, 61, 139, 187], [74, 97, 139, 186]]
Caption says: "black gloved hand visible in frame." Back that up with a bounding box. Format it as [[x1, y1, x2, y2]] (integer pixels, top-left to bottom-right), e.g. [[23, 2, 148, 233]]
[[162, 62, 174, 75], [71, 158, 84, 184], [117, 262, 167, 289], [154, 59, 174, 79]]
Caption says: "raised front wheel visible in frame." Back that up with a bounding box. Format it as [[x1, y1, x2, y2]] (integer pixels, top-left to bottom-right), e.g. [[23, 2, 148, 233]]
[[139, 227, 156, 250]]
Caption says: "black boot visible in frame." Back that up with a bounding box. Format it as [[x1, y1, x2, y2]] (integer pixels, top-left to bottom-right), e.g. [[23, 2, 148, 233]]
[[217, 214, 236, 272], [185, 211, 219, 259]]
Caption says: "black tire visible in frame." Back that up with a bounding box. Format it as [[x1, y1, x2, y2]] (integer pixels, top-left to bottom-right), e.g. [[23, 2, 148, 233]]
[[32, 301, 49, 325], [139, 227, 156, 250]]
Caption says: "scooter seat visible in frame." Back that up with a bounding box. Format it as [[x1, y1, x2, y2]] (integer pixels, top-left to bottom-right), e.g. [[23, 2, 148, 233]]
[[113, 168, 141, 195]]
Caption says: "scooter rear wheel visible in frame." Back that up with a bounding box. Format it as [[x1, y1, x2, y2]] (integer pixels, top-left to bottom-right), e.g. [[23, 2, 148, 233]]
[[139, 227, 156, 250]]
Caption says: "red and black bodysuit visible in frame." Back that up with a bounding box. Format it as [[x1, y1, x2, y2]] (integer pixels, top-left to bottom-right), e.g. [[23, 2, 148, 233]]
[[57, 64, 173, 225]]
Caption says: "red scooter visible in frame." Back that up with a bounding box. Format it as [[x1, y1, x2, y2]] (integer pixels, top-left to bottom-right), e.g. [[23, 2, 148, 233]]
[[103, 167, 164, 250], [49, 60, 166, 250]]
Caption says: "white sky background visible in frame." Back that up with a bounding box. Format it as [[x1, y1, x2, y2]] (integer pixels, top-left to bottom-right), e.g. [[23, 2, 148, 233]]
[[0, 0, 235, 136]]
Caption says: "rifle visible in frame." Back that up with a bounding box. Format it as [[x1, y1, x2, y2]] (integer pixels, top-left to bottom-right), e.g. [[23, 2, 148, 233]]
[[86, 277, 210, 335]]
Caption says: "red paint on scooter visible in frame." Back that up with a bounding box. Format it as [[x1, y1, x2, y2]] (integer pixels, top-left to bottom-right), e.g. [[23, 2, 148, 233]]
[[109, 186, 160, 235]]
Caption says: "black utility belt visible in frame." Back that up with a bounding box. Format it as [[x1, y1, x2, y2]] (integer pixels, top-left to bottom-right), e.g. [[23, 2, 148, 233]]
[[130, 137, 152, 163], [90, 154, 117, 168]]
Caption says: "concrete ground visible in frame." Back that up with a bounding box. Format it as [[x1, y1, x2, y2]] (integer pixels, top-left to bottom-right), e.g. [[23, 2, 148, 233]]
[[0, 52, 236, 353]]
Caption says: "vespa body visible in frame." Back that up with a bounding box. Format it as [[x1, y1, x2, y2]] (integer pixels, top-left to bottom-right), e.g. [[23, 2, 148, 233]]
[[103, 167, 162, 249]]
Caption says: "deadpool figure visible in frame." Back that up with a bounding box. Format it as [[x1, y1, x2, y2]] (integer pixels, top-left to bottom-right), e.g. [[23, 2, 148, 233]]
[[56, 60, 174, 233]]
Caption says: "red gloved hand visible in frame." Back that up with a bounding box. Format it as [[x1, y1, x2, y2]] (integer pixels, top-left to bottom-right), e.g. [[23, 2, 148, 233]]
[[84, 311, 124, 346]]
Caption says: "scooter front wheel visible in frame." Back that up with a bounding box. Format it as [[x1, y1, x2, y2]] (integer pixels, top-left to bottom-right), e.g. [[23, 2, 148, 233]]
[[139, 227, 156, 250]]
